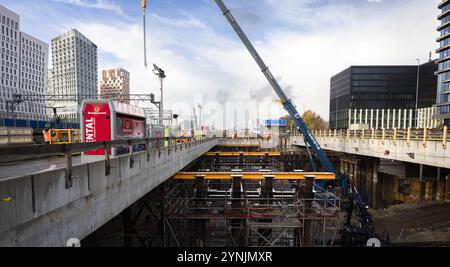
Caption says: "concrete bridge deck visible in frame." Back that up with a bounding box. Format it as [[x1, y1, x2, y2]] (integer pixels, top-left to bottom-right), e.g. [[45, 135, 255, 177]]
[[0, 138, 218, 246], [292, 129, 449, 169]]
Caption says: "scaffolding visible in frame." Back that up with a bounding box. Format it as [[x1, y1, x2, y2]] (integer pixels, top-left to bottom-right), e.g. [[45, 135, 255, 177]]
[[163, 179, 341, 247]]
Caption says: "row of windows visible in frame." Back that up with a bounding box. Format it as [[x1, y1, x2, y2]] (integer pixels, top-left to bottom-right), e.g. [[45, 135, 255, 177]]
[[1, 66, 16, 75], [351, 68, 416, 74], [437, 103, 450, 115], [1, 79, 16, 86], [442, 14, 450, 25], [2, 52, 17, 62], [21, 51, 46, 62], [2, 35, 17, 45], [442, 3, 450, 14], [1, 41, 16, 51], [351, 81, 417, 87], [1, 48, 17, 57], [22, 66, 45, 75], [439, 59, 450, 71], [2, 61, 16, 69], [21, 74, 44, 83], [1, 15, 18, 29], [21, 38, 44, 51], [1, 25, 17, 40], [20, 83, 45, 91], [441, 25, 450, 37]]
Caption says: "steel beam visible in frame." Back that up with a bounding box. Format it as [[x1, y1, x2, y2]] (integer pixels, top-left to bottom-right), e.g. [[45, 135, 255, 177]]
[[173, 172, 336, 180], [204, 152, 281, 156], [217, 144, 260, 147]]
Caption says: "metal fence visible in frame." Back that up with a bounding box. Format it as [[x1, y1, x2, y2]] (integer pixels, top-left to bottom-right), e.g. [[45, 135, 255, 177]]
[[293, 127, 450, 149], [0, 111, 79, 129]]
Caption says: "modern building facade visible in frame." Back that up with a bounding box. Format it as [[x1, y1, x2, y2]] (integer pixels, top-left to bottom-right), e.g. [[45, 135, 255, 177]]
[[330, 63, 437, 129], [0, 5, 49, 119], [19, 32, 49, 117], [100, 68, 130, 104], [47, 68, 54, 96], [437, 0, 450, 126], [50, 29, 97, 109]]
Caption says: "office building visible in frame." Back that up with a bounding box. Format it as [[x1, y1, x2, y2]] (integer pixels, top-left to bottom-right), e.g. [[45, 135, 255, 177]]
[[330, 63, 437, 129]]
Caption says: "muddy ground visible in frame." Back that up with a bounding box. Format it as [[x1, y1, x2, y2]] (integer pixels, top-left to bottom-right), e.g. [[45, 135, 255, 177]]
[[372, 201, 450, 244]]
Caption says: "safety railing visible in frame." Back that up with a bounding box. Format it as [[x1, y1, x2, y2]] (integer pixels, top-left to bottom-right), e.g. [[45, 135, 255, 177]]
[[295, 127, 450, 149], [0, 137, 217, 188]]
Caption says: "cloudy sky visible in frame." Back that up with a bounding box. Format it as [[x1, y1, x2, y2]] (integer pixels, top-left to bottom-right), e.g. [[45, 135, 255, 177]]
[[0, 0, 441, 129]]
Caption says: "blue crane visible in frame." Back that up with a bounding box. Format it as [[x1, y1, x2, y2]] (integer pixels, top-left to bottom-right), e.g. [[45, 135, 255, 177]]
[[214, 0, 382, 246]]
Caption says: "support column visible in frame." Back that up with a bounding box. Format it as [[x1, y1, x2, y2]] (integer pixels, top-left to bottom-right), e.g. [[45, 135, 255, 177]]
[[354, 162, 359, 192], [264, 153, 270, 170], [194, 175, 207, 247], [238, 153, 244, 169], [435, 168, 441, 201], [446, 175, 450, 201], [302, 175, 315, 247], [349, 163, 354, 185], [259, 175, 274, 246], [231, 174, 244, 247], [214, 152, 220, 171], [419, 164, 424, 202], [262, 175, 274, 198], [372, 160, 379, 209]]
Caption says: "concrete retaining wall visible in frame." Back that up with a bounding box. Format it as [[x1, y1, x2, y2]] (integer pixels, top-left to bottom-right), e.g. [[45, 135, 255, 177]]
[[0, 139, 218, 246]]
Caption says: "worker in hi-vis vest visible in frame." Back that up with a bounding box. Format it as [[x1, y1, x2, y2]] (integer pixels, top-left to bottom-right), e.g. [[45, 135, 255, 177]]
[[43, 127, 51, 145]]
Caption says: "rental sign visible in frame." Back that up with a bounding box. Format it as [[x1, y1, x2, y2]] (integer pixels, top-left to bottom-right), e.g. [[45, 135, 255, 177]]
[[84, 103, 111, 155]]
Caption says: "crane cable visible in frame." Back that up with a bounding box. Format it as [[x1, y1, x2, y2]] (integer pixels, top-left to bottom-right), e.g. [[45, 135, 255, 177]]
[[142, 0, 148, 68]]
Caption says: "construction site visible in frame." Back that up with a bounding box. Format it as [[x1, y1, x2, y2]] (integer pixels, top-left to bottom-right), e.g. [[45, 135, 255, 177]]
[[80, 141, 343, 247], [0, 0, 450, 249]]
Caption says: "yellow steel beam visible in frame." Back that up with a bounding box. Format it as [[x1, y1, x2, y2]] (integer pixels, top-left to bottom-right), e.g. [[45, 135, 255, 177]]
[[173, 172, 335, 180], [218, 144, 260, 147], [204, 152, 281, 157]]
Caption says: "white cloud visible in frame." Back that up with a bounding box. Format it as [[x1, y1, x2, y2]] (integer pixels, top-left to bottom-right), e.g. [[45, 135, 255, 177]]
[[68, 0, 438, 129], [53, 0, 123, 14]]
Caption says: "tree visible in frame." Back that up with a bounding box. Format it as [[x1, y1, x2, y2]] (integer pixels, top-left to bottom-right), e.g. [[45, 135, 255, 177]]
[[301, 110, 328, 130], [279, 110, 328, 134]]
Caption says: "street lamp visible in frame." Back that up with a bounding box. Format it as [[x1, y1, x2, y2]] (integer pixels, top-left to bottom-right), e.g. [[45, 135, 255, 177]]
[[197, 103, 202, 128], [152, 64, 166, 126]]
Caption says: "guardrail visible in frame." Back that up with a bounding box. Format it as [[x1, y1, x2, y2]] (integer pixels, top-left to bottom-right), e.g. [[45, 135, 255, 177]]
[[0, 137, 217, 188], [293, 126, 450, 149]]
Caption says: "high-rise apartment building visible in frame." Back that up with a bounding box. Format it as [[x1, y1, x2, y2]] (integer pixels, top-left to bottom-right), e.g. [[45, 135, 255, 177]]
[[19, 32, 48, 117], [437, 0, 450, 126], [51, 29, 97, 109], [100, 68, 130, 104], [0, 5, 48, 119]]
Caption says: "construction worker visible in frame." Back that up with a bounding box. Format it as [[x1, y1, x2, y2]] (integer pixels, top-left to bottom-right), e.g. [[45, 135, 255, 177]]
[[43, 127, 51, 145]]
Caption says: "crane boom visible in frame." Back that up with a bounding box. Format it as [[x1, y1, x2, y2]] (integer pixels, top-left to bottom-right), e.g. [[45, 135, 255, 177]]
[[214, 0, 337, 175], [214, 0, 381, 246]]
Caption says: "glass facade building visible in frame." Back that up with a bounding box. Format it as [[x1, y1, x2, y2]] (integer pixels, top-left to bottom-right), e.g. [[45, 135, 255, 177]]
[[330, 63, 437, 129], [437, 0, 450, 126]]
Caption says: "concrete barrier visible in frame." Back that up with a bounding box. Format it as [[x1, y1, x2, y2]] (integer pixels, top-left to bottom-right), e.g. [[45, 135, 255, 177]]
[[0, 138, 218, 246], [291, 136, 450, 169]]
